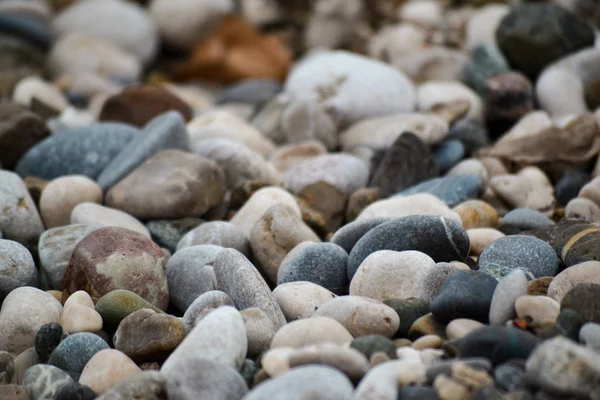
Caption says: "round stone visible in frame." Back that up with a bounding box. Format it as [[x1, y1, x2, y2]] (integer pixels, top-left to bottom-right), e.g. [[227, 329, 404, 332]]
[[78, 349, 141, 394], [48, 333, 110, 374], [272, 281, 336, 322], [270, 316, 353, 349], [94, 289, 163, 332], [0, 239, 36, 301]]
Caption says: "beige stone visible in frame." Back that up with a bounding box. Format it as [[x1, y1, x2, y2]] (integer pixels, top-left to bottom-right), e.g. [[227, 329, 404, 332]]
[[79, 349, 141, 394]]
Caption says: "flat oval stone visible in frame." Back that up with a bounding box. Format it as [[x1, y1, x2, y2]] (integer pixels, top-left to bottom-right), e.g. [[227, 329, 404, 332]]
[[48, 332, 110, 374], [62, 226, 169, 310], [397, 174, 482, 207], [23, 364, 74, 400], [356, 194, 462, 224], [213, 249, 286, 329], [489, 269, 529, 326], [0, 287, 62, 355], [161, 306, 247, 372], [243, 365, 353, 400], [478, 235, 559, 279], [272, 281, 336, 322], [270, 316, 354, 349], [182, 290, 234, 333], [445, 319, 486, 340], [552, 222, 600, 267], [70, 203, 149, 238], [176, 221, 249, 255], [277, 243, 347, 295], [94, 289, 163, 332], [166, 244, 222, 313], [467, 228, 505, 256], [453, 200, 499, 230], [347, 216, 470, 280], [548, 261, 600, 303], [330, 217, 390, 254], [313, 296, 399, 338], [0, 239, 36, 301], [499, 208, 554, 235], [15, 123, 139, 180], [431, 270, 498, 323], [114, 309, 186, 363]]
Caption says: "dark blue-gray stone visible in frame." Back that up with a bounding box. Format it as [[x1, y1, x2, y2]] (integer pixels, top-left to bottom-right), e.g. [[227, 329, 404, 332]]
[[97, 111, 189, 190], [0, 13, 52, 50], [464, 43, 510, 96], [494, 363, 528, 392], [15, 123, 139, 180], [277, 243, 348, 295], [397, 174, 481, 207], [499, 208, 554, 235], [447, 118, 489, 155], [555, 169, 590, 207], [215, 79, 281, 107], [397, 386, 439, 400], [329, 217, 390, 254], [350, 334, 397, 359], [456, 326, 541, 366], [52, 382, 97, 400], [48, 333, 109, 374], [35, 323, 66, 363], [347, 215, 470, 280], [146, 217, 203, 253], [432, 139, 464, 173], [430, 270, 498, 323], [478, 235, 560, 279]]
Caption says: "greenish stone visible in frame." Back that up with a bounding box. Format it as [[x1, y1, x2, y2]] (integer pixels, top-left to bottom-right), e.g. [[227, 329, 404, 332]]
[[350, 334, 397, 360], [383, 297, 429, 338], [95, 289, 163, 331], [465, 43, 510, 97]]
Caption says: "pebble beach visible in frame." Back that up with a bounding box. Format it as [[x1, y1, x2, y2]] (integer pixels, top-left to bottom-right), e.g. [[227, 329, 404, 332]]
[[1, 0, 600, 399]]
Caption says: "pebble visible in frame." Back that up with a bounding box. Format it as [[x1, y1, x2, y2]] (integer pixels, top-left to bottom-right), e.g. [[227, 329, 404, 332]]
[[216, 78, 281, 107], [0, 170, 44, 246], [356, 194, 462, 224], [496, 3, 594, 78], [94, 289, 163, 332], [166, 244, 221, 312], [0, 239, 36, 301], [499, 208, 554, 235], [354, 358, 426, 399], [347, 216, 470, 279], [467, 228, 504, 256], [466, 5, 510, 50], [350, 334, 397, 361], [278, 242, 347, 295], [0, 385, 29, 400], [270, 316, 354, 349], [182, 290, 234, 333], [269, 140, 327, 173], [39, 175, 102, 228], [70, 203, 149, 238], [35, 323, 65, 363], [398, 174, 482, 207], [22, 364, 74, 400], [284, 344, 369, 382], [164, 358, 248, 400], [430, 270, 498, 324], [96, 370, 167, 400], [113, 308, 185, 362], [0, 287, 62, 355], [52, 0, 158, 64], [15, 123, 139, 181], [565, 197, 600, 223], [313, 295, 399, 338], [105, 150, 225, 219], [78, 349, 140, 394], [579, 323, 600, 351], [53, 382, 97, 400], [272, 281, 336, 322], [10, 347, 38, 385], [556, 169, 591, 207], [191, 138, 281, 189], [456, 326, 541, 366], [240, 307, 274, 358], [340, 113, 448, 152], [561, 283, 600, 323], [488, 269, 529, 326], [551, 221, 600, 267], [412, 335, 443, 350], [350, 250, 435, 302], [230, 186, 301, 238], [548, 261, 600, 303], [525, 337, 600, 398], [251, 204, 320, 284], [446, 319, 486, 340], [369, 132, 439, 197], [433, 139, 465, 173], [453, 200, 498, 230], [12, 76, 69, 112], [48, 332, 110, 375], [478, 235, 560, 279], [489, 167, 555, 215], [383, 298, 430, 339], [515, 295, 560, 334], [62, 226, 169, 310], [281, 99, 337, 150], [0, 103, 49, 169], [213, 249, 287, 329], [284, 50, 415, 127], [60, 291, 103, 334], [408, 313, 447, 341], [447, 119, 489, 155], [161, 306, 247, 372], [417, 81, 484, 121], [329, 217, 389, 254]]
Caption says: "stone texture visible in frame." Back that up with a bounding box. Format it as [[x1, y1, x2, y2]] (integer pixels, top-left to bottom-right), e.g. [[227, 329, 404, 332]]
[[270, 316, 354, 349], [0, 102, 49, 169], [78, 349, 141, 394], [94, 289, 163, 332], [23, 364, 74, 400], [70, 203, 149, 238], [272, 281, 336, 322], [48, 332, 110, 374], [0, 239, 36, 301], [182, 291, 234, 333]]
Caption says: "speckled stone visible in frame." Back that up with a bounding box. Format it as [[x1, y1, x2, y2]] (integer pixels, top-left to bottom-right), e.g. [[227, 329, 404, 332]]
[[499, 208, 554, 235], [0, 239, 36, 301], [278, 243, 348, 295], [347, 216, 470, 279], [398, 174, 482, 207], [15, 123, 139, 180], [48, 333, 109, 374], [430, 271, 498, 323], [478, 235, 560, 279], [176, 221, 249, 255], [23, 364, 74, 400], [35, 323, 66, 363]]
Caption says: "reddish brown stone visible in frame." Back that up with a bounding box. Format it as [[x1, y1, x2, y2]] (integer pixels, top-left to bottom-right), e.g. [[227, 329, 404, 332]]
[[175, 16, 292, 83], [0, 102, 50, 168], [62, 226, 169, 310], [99, 85, 193, 127]]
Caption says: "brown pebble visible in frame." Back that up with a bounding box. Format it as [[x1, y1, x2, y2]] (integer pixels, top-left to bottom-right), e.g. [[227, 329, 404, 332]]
[[528, 276, 553, 296], [369, 351, 391, 367], [346, 187, 380, 222]]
